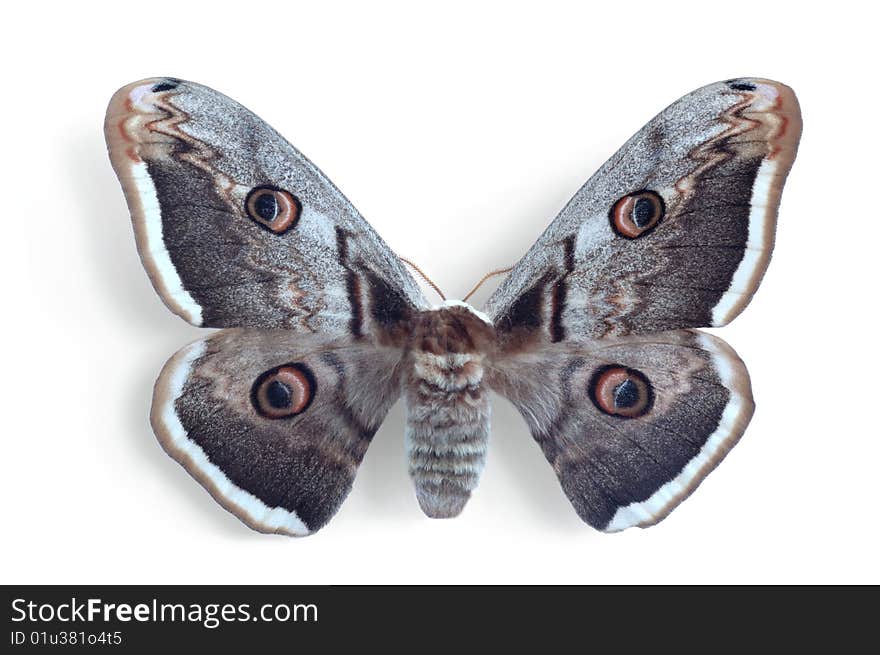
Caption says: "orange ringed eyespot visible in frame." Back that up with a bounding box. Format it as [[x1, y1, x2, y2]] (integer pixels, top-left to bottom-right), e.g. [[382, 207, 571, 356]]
[[589, 365, 653, 418], [251, 363, 316, 419], [245, 186, 302, 234], [609, 190, 665, 238]]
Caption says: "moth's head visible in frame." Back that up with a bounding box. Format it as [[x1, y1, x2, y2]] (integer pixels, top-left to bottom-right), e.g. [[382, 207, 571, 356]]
[[437, 299, 492, 326], [410, 300, 496, 355]]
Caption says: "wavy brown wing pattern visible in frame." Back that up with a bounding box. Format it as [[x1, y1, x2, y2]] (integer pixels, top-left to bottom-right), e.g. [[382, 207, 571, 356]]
[[486, 78, 799, 530], [485, 78, 801, 347], [105, 77, 427, 337]]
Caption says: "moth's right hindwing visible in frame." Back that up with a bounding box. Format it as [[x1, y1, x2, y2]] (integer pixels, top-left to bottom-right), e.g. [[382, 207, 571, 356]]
[[489, 330, 753, 531], [105, 77, 427, 335], [152, 330, 403, 535]]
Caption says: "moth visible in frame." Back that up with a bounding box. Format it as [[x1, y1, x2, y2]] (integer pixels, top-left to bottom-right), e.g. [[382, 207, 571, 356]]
[[105, 77, 800, 536]]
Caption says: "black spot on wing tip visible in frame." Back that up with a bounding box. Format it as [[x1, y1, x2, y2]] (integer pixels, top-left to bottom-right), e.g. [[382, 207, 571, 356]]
[[151, 79, 181, 92], [726, 80, 757, 91]]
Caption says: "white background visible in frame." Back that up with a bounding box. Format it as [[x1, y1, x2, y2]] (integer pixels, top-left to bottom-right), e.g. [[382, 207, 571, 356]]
[[2, 1, 878, 584]]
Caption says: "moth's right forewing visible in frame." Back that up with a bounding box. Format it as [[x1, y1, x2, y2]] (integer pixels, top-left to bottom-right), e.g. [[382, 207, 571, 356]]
[[485, 79, 801, 344], [152, 329, 403, 535]]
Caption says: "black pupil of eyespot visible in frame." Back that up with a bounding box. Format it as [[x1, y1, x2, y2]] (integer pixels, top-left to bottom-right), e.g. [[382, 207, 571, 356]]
[[632, 197, 655, 227], [254, 192, 279, 221], [265, 380, 292, 409], [613, 378, 640, 409]]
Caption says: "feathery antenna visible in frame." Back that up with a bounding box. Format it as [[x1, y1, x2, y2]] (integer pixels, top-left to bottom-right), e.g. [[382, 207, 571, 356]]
[[462, 267, 513, 302], [399, 256, 447, 301]]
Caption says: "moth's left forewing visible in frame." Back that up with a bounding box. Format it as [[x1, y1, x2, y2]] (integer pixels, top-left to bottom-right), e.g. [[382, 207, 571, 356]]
[[105, 78, 427, 334], [488, 331, 754, 531]]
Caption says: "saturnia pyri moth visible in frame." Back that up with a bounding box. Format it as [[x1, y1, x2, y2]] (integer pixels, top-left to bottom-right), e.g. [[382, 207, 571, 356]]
[[105, 77, 800, 536]]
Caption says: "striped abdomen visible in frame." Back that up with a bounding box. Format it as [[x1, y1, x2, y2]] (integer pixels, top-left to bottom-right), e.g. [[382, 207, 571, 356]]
[[405, 350, 491, 518]]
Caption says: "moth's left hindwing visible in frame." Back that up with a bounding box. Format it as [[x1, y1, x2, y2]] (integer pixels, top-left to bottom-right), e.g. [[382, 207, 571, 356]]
[[105, 77, 427, 334], [488, 330, 753, 531], [153, 330, 403, 535]]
